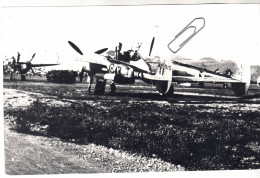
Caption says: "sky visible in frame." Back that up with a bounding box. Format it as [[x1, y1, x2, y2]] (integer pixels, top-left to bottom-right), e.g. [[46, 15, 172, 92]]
[[2, 4, 260, 71]]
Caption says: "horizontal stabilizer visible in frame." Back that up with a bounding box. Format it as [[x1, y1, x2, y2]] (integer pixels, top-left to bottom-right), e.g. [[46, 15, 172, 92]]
[[31, 63, 60, 67], [142, 73, 169, 81]]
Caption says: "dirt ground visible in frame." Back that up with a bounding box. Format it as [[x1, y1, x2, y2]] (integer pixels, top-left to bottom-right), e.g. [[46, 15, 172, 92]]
[[4, 126, 104, 174], [3, 88, 103, 174]]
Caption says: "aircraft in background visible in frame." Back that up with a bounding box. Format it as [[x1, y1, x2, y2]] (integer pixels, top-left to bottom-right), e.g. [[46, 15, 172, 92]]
[[170, 60, 251, 96], [6, 52, 60, 81], [68, 17, 255, 96]]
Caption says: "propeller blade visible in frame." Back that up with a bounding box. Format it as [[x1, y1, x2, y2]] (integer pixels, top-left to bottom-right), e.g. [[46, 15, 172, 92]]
[[95, 48, 108, 54], [118, 42, 122, 53], [31, 68, 34, 73], [29, 53, 36, 63], [149, 37, 155, 56], [17, 52, 21, 63], [115, 46, 118, 60], [11, 57, 17, 71], [68, 41, 83, 55], [12, 57, 16, 65]]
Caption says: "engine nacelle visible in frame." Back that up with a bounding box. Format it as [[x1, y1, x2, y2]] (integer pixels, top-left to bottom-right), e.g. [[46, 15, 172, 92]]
[[82, 63, 106, 74], [257, 76, 260, 87]]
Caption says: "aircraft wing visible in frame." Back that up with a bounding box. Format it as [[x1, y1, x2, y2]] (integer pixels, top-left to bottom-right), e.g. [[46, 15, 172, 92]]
[[76, 55, 109, 67], [102, 69, 169, 81], [172, 76, 241, 83], [142, 73, 170, 81], [31, 64, 60, 67]]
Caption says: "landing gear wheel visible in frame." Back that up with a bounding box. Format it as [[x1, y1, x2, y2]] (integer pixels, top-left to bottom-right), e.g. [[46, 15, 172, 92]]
[[164, 85, 174, 97], [223, 83, 228, 89], [10, 72, 13, 81], [231, 83, 246, 96], [94, 79, 106, 95], [199, 82, 204, 88], [109, 82, 116, 95], [21, 74, 26, 81], [79, 71, 83, 83]]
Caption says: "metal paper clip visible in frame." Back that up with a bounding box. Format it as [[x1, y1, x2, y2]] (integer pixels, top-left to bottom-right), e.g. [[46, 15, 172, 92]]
[[168, 17, 205, 53]]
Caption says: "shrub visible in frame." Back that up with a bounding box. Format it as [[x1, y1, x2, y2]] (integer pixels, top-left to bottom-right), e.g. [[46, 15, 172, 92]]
[[46, 70, 78, 83], [5, 102, 260, 170]]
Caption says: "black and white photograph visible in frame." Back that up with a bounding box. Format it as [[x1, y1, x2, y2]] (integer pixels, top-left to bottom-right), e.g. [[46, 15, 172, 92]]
[[1, 0, 260, 177]]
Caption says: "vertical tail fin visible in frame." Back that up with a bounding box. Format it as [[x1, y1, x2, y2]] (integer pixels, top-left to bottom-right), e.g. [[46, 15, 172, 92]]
[[231, 62, 251, 95]]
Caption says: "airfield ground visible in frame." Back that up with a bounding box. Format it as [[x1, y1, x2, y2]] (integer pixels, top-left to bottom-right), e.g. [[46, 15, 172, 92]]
[[3, 77, 260, 174]]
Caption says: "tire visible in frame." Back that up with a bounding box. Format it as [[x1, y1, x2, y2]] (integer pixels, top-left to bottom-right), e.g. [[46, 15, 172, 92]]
[[231, 83, 246, 96], [109, 83, 116, 95], [94, 80, 106, 95], [164, 84, 174, 97], [21, 75, 26, 81], [10, 72, 13, 80], [199, 82, 204, 88], [223, 83, 228, 89]]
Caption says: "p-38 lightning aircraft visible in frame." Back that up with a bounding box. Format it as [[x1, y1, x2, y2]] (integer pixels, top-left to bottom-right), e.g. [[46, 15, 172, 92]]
[[68, 18, 252, 96], [7, 52, 60, 81]]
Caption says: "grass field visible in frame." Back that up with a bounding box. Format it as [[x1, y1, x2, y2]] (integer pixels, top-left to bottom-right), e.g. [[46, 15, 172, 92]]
[[3, 78, 260, 171]]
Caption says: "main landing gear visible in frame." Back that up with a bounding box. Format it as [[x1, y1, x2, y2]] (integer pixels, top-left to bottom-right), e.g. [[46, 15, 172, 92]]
[[94, 77, 106, 95], [109, 82, 116, 95], [21, 74, 26, 81], [223, 83, 228, 89], [93, 75, 117, 95], [199, 82, 204, 88]]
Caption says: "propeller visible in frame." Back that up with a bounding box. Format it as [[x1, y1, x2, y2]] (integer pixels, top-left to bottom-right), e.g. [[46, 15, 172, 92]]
[[29, 53, 36, 63], [95, 48, 108, 54], [68, 41, 83, 55], [149, 37, 155, 56]]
